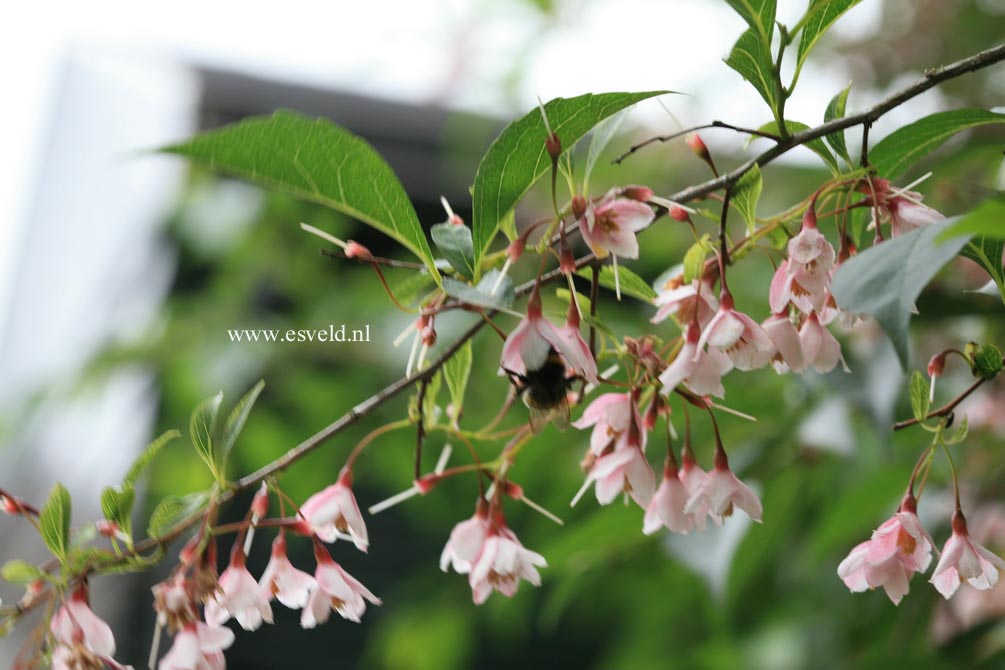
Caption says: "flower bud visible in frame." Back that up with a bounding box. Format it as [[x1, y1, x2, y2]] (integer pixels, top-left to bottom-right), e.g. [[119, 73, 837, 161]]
[[344, 240, 373, 261], [448, 214, 464, 226], [545, 132, 562, 160], [571, 195, 588, 221], [95, 519, 120, 538], [421, 323, 437, 347], [802, 205, 818, 230], [928, 352, 946, 378], [559, 245, 577, 275], [685, 133, 709, 159], [506, 237, 525, 262], [251, 482, 269, 519], [669, 205, 691, 222], [621, 185, 654, 202]]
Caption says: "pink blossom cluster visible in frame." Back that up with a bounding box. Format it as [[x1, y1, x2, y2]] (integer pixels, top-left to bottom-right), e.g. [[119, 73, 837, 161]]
[[838, 495, 1005, 605]]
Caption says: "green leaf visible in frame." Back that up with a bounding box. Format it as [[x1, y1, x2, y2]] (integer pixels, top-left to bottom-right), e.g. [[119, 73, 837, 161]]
[[442, 269, 516, 310], [945, 415, 969, 445], [124, 429, 180, 488], [443, 340, 473, 423], [160, 110, 440, 280], [797, 1, 862, 71], [725, 29, 779, 112], [683, 234, 712, 283], [498, 210, 518, 242], [758, 121, 839, 172], [219, 380, 265, 469], [869, 109, 1005, 179], [909, 370, 930, 423], [823, 83, 852, 162], [831, 218, 973, 369], [732, 164, 763, 231], [100, 486, 136, 537], [189, 391, 224, 474], [971, 343, 1003, 380], [147, 492, 209, 539], [471, 92, 668, 274], [39, 483, 72, 561], [392, 271, 438, 306], [725, 0, 777, 38], [2, 559, 46, 584], [422, 371, 443, 423], [584, 110, 628, 190], [938, 197, 1005, 300], [431, 222, 477, 280], [576, 265, 657, 303]]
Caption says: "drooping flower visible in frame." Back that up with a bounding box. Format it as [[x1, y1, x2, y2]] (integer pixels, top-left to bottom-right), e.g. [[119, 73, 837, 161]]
[[153, 573, 197, 632], [440, 505, 491, 575], [159, 622, 234, 670], [558, 297, 600, 384], [799, 312, 843, 373], [643, 459, 693, 535], [578, 190, 655, 260], [205, 548, 273, 631], [837, 494, 935, 605], [677, 447, 710, 531], [50, 582, 122, 669], [302, 541, 381, 626], [468, 520, 548, 605], [684, 448, 763, 525], [762, 312, 805, 373], [659, 322, 733, 399], [696, 291, 773, 370], [500, 290, 596, 382], [860, 176, 945, 237], [572, 393, 638, 455], [258, 534, 318, 610], [293, 468, 369, 551], [931, 511, 1005, 600], [578, 438, 656, 508], [651, 276, 719, 328]]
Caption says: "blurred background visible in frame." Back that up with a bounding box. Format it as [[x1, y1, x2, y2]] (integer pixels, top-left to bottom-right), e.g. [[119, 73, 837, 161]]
[[1, 0, 1005, 668]]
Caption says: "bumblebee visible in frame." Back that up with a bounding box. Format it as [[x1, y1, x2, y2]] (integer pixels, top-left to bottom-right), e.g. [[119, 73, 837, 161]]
[[504, 347, 573, 434]]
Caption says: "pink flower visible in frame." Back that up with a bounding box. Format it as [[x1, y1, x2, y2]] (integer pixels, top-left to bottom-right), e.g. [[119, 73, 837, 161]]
[[931, 511, 1005, 599], [50, 583, 124, 668], [769, 259, 831, 315], [696, 292, 773, 370], [572, 393, 640, 456], [294, 468, 369, 551], [153, 573, 197, 632], [684, 450, 763, 525], [578, 190, 655, 259], [786, 211, 835, 282], [861, 177, 944, 236], [659, 322, 733, 398], [205, 550, 273, 631], [762, 313, 804, 373], [258, 534, 318, 610], [440, 507, 491, 574], [677, 450, 710, 531], [500, 291, 596, 382], [159, 622, 234, 670], [643, 461, 693, 535], [468, 523, 548, 605], [837, 494, 935, 605], [559, 299, 600, 384], [651, 277, 719, 327], [581, 441, 656, 508], [301, 543, 381, 626], [799, 312, 842, 373]]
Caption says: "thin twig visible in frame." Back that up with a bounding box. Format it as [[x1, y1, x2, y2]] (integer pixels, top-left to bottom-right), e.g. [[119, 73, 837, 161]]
[[893, 378, 987, 431], [613, 120, 782, 163]]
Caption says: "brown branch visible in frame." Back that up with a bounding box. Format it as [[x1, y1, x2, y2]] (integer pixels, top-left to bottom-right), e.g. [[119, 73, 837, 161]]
[[613, 121, 782, 163], [893, 377, 987, 431], [657, 43, 1005, 205]]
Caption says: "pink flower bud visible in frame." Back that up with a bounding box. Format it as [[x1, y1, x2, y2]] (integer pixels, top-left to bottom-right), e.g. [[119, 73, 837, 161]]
[[421, 325, 437, 346], [571, 195, 588, 221], [95, 519, 120, 538], [669, 205, 691, 222], [251, 482, 269, 519], [802, 205, 818, 230], [928, 352, 946, 378], [545, 132, 562, 159], [621, 185, 654, 202], [685, 133, 709, 158], [506, 237, 525, 262], [344, 240, 373, 260], [448, 214, 464, 226]]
